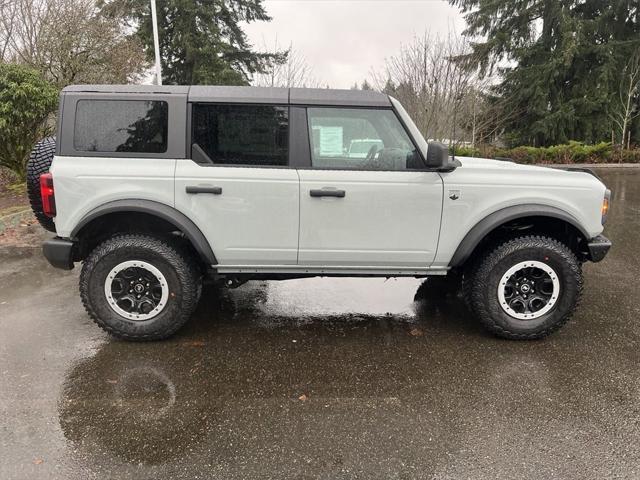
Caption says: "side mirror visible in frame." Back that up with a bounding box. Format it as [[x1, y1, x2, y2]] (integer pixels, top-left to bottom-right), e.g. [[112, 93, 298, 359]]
[[425, 142, 449, 169]]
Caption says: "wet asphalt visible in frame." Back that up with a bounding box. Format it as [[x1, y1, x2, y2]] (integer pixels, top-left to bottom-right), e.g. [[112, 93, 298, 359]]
[[1, 168, 639, 480]]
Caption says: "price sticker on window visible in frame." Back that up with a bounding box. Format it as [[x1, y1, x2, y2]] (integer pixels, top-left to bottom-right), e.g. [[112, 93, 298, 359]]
[[318, 126, 343, 156]]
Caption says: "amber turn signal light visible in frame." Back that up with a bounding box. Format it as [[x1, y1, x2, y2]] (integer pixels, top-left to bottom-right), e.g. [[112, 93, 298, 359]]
[[601, 189, 611, 225]]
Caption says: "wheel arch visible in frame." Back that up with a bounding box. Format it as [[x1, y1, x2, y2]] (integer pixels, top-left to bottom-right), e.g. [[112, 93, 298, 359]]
[[70, 199, 217, 266], [449, 204, 590, 268]]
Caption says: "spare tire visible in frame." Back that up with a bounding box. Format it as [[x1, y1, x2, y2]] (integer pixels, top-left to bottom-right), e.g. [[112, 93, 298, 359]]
[[26, 136, 57, 232]]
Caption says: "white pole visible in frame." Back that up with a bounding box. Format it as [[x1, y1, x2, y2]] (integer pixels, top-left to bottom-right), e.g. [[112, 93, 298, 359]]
[[150, 0, 162, 85]]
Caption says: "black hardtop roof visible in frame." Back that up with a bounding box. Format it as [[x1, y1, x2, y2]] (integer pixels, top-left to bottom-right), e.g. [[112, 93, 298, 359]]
[[62, 84, 391, 107]]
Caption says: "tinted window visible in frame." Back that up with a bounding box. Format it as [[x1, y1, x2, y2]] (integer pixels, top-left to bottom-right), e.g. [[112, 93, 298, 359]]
[[307, 108, 421, 170], [74, 100, 168, 153], [192, 104, 288, 166]]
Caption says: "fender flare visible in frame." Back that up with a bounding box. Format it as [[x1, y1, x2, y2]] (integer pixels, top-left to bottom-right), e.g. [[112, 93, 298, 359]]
[[449, 204, 590, 267], [70, 199, 217, 265]]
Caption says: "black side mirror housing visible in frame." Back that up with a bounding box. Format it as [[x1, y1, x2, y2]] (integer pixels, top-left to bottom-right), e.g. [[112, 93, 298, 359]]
[[425, 142, 449, 168]]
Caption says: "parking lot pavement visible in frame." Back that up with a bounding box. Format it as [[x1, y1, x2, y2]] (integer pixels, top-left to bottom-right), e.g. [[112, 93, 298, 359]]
[[1, 168, 639, 480]]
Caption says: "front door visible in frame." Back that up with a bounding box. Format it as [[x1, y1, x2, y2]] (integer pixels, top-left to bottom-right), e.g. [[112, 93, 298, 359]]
[[298, 107, 443, 268], [175, 103, 299, 266]]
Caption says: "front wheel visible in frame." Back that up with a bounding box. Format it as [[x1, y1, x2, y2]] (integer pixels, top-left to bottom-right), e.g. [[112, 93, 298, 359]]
[[79, 234, 201, 341], [468, 235, 583, 340]]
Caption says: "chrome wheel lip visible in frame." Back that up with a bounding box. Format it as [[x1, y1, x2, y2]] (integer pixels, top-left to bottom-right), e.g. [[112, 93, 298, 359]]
[[104, 260, 169, 321], [497, 260, 560, 320]]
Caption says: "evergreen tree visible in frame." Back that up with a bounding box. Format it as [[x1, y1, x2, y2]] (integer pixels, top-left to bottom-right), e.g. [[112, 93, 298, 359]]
[[450, 0, 640, 146], [361, 80, 373, 90], [381, 78, 396, 96], [101, 0, 286, 85]]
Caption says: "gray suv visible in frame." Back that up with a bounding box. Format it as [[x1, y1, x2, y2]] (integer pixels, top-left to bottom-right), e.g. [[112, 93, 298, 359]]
[[26, 85, 611, 341]]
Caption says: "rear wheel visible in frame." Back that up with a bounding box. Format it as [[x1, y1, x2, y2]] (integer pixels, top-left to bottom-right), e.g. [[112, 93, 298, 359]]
[[80, 234, 201, 341], [468, 235, 583, 340]]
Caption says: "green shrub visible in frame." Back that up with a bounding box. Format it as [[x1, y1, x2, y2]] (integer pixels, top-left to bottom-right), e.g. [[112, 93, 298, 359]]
[[453, 141, 638, 164], [450, 145, 481, 158], [0, 64, 58, 180], [616, 149, 640, 163]]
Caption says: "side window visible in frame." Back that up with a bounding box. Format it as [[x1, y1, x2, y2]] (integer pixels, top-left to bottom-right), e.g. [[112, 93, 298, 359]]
[[192, 104, 288, 166], [307, 108, 422, 170], [74, 100, 168, 153]]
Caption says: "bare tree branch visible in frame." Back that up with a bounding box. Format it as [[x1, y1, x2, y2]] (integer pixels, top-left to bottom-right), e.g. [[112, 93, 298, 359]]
[[371, 30, 520, 148], [252, 39, 324, 88], [610, 52, 640, 147], [0, 0, 146, 87]]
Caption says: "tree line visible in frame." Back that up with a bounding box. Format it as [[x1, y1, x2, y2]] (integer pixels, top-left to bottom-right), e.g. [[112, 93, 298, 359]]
[[361, 1, 640, 150], [452, 0, 640, 149]]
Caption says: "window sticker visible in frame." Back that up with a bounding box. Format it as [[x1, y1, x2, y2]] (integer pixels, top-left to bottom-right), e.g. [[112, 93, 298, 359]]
[[317, 126, 344, 156]]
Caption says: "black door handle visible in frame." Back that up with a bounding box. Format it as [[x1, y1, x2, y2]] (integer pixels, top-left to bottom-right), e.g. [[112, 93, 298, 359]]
[[310, 189, 346, 198], [186, 186, 222, 195]]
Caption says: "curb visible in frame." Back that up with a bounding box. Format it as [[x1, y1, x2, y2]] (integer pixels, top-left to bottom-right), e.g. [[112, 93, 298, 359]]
[[0, 208, 32, 233]]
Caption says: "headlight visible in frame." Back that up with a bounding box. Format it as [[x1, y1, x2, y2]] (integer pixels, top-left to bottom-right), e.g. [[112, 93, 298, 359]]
[[601, 189, 611, 225]]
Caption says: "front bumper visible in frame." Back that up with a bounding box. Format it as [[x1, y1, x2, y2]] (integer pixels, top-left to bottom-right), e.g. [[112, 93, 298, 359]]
[[43, 237, 75, 270], [587, 235, 611, 262]]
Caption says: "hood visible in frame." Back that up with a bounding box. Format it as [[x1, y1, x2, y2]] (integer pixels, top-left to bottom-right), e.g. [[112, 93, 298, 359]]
[[456, 156, 550, 171], [453, 155, 605, 188], [456, 156, 602, 177]]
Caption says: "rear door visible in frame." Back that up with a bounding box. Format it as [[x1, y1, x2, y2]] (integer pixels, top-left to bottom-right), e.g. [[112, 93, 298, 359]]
[[297, 107, 443, 268], [174, 103, 299, 266]]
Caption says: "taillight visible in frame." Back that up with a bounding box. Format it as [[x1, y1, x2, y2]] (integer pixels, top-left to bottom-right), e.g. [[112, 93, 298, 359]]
[[40, 173, 56, 217], [601, 189, 611, 225]]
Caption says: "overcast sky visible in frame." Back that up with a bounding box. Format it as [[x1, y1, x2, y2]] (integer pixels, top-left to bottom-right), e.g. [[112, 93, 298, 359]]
[[244, 0, 466, 89]]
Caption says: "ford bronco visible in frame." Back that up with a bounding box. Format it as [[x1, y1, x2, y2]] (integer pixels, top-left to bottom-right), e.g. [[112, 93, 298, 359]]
[[26, 85, 611, 341]]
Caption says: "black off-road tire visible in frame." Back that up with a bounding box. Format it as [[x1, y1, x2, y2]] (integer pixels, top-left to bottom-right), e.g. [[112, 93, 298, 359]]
[[79, 234, 201, 341], [461, 259, 479, 312], [468, 235, 583, 340], [26, 136, 57, 232]]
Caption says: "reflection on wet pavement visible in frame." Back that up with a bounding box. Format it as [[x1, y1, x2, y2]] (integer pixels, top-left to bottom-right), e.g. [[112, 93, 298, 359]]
[[1, 169, 640, 479]]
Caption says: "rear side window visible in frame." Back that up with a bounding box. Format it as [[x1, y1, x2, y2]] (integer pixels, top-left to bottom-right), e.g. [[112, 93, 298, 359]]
[[192, 104, 288, 166], [74, 100, 168, 153]]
